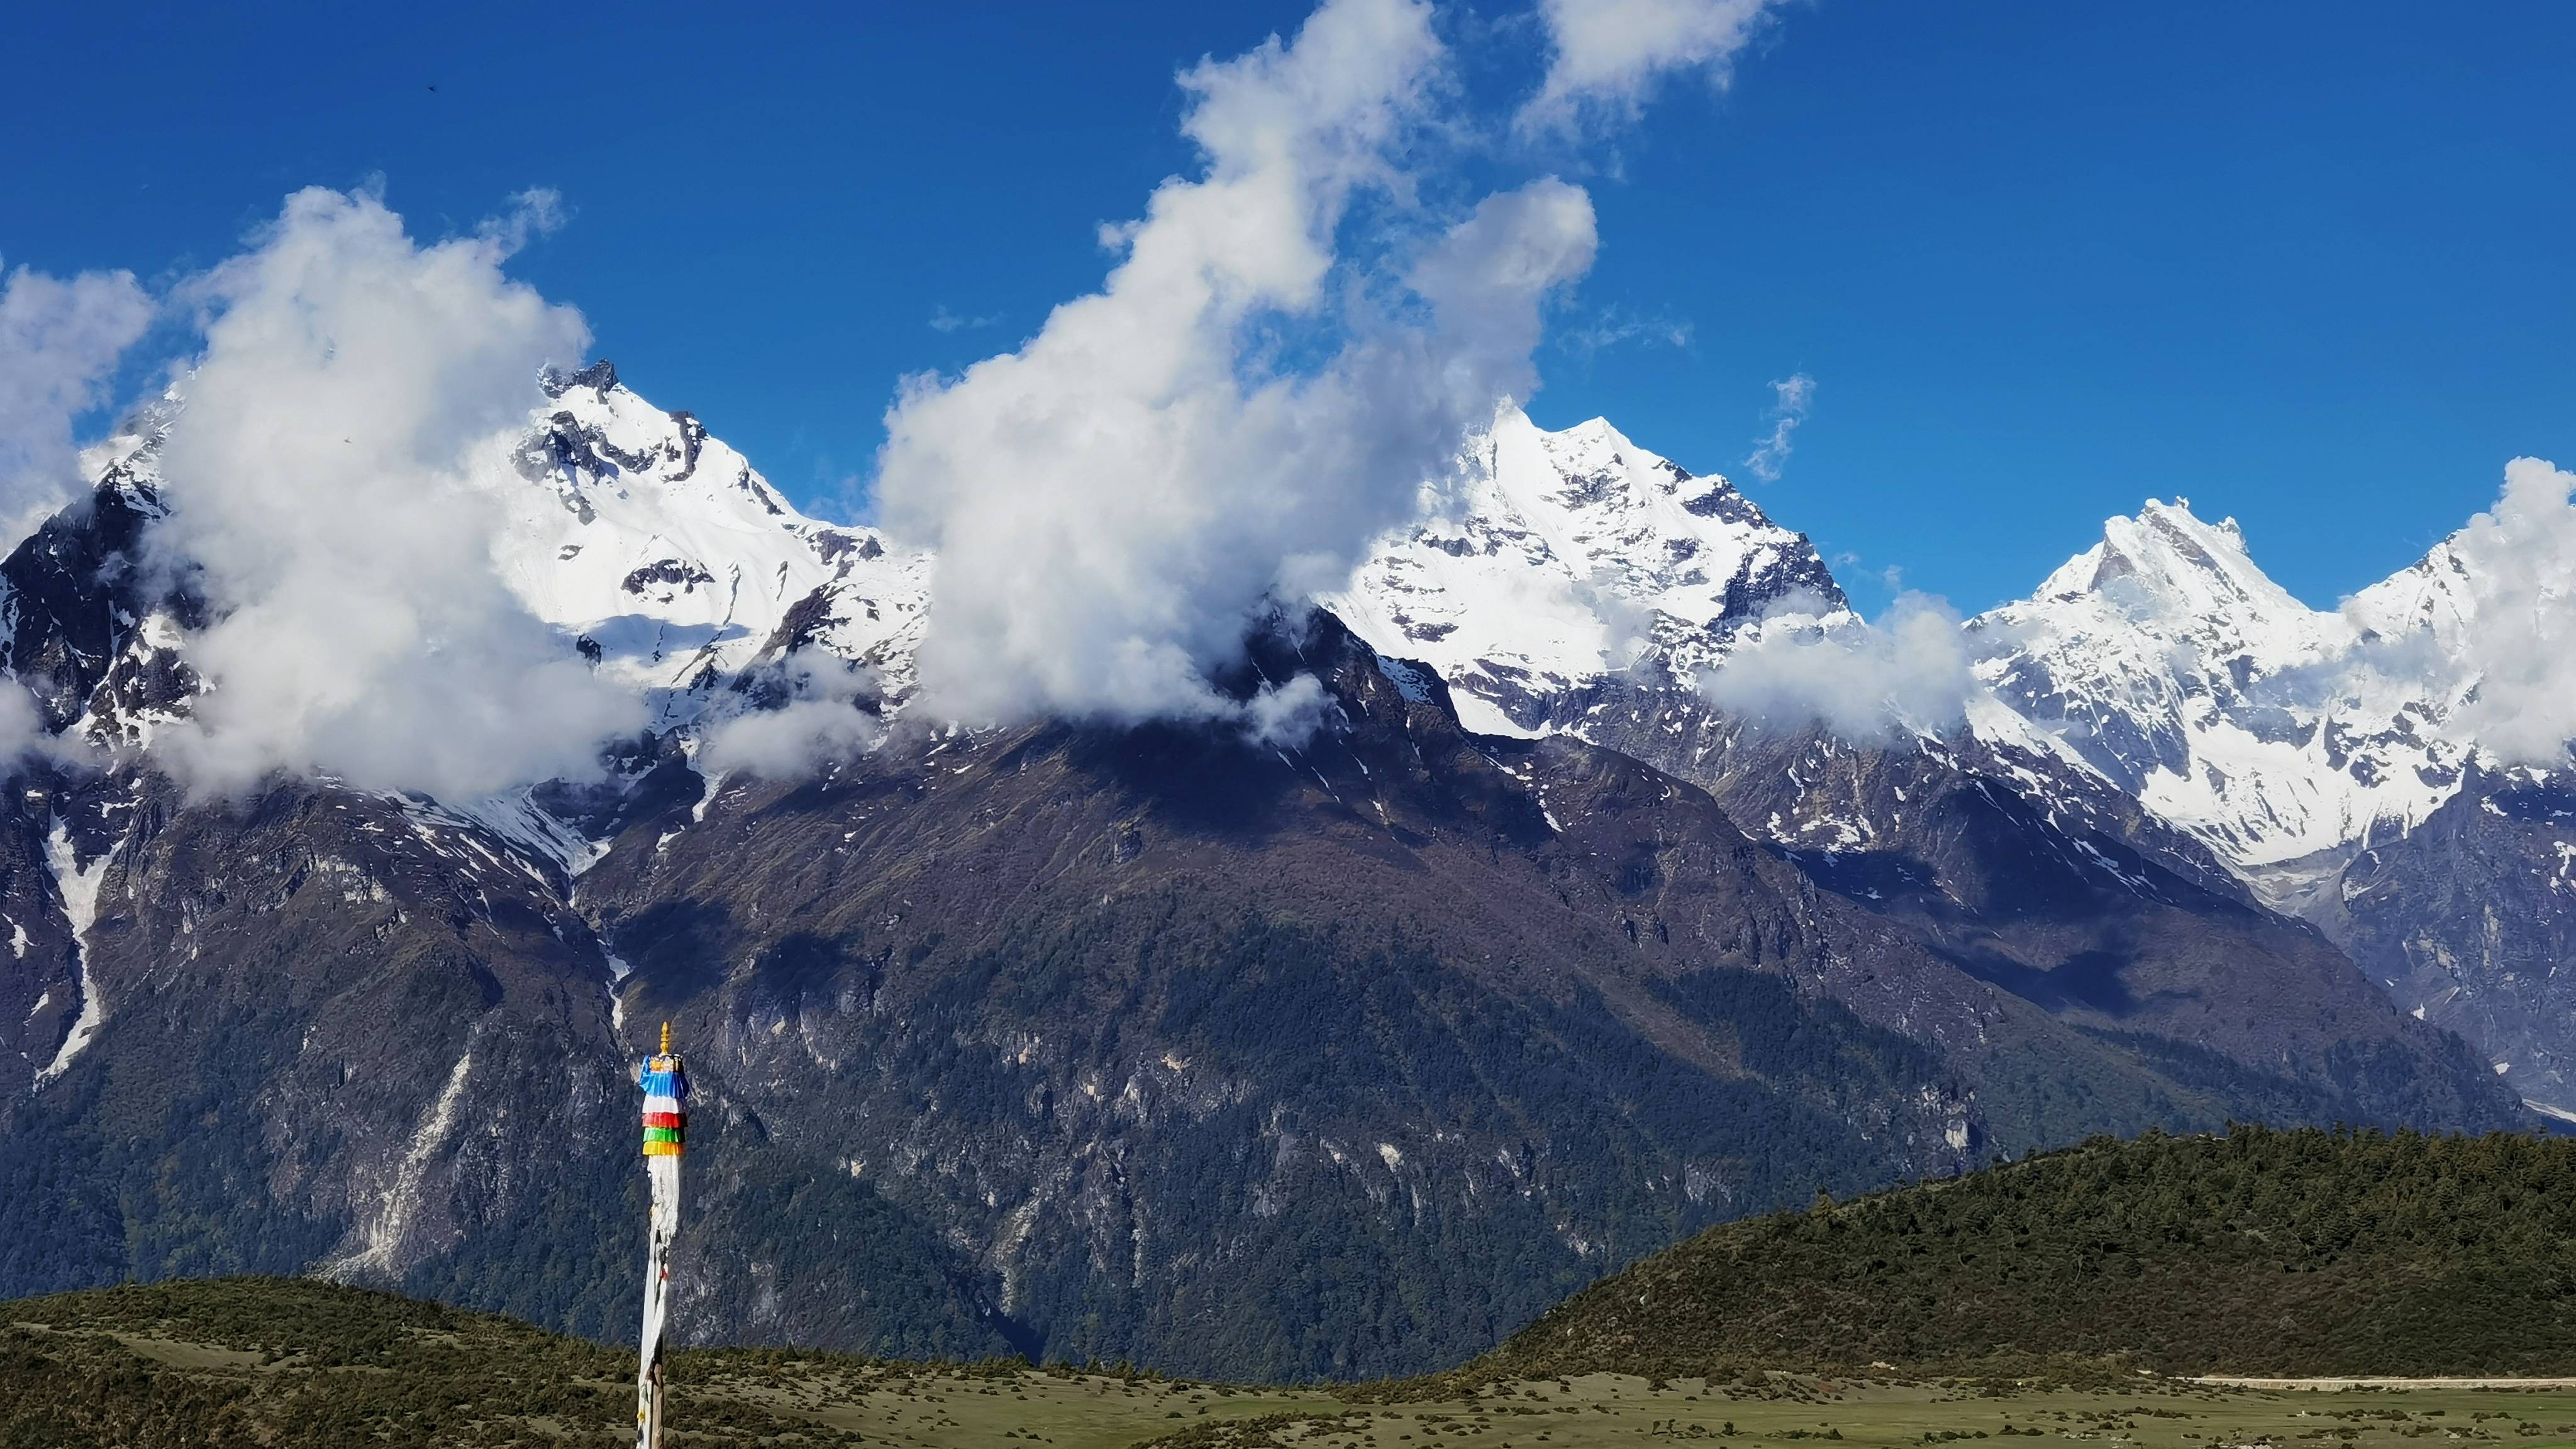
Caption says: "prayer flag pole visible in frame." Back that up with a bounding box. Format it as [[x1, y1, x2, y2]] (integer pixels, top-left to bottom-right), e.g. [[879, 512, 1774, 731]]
[[635, 1021, 688, 1449]]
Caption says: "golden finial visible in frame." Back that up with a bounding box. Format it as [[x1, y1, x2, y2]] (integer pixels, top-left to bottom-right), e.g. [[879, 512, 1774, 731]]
[[660, 1021, 672, 1055]]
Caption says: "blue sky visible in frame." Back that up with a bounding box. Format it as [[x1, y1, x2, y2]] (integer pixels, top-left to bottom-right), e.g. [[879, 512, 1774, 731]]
[[6, 1, 2570, 614]]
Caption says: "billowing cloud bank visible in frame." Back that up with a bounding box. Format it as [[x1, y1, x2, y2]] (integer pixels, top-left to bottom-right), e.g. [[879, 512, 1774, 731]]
[[0, 262, 153, 535], [2436, 457, 2576, 767], [877, 0, 1601, 730], [872, 0, 1799, 734], [147, 189, 640, 798]]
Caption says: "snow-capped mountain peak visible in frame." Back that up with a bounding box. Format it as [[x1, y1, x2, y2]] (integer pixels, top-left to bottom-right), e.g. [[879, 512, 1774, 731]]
[[1327, 405, 1841, 736], [1969, 499, 2465, 872], [2023, 499, 2322, 660], [486, 362, 931, 728]]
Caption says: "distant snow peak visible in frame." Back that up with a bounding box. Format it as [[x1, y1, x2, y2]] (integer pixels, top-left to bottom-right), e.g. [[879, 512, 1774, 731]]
[[1329, 406, 1841, 735], [1967, 497, 2472, 871]]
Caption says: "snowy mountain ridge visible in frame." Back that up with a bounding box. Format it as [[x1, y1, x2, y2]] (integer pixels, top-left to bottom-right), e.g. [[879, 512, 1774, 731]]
[[1325, 405, 1846, 738], [4, 356, 2568, 1321], [497, 361, 930, 728], [41, 364, 932, 758], [1965, 498, 2473, 874], [464, 374, 2514, 892], [45, 365, 2541, 896]]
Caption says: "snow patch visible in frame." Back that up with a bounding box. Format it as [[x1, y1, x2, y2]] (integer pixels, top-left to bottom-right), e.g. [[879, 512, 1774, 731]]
[[33, 821, 118, 1090], [2526, 1097, 2576, 1126], [1374, 656, 1436, 704], [408, 789, 611, 879], [602, 945, 635, 1035]]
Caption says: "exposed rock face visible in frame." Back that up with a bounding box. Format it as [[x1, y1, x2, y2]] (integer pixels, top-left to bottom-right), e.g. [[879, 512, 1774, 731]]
[[2315, 769, 2576, 1114], [569, 611, 2509, 1376]]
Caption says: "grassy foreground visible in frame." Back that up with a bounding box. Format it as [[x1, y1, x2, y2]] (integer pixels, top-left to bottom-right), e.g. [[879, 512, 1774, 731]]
[[14, 1279, 2576, 1448]]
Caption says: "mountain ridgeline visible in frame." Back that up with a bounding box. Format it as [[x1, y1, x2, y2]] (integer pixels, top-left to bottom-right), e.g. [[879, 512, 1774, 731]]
[[1480, 1125, 2576, 1382], [0, 364, 2553, 1382]]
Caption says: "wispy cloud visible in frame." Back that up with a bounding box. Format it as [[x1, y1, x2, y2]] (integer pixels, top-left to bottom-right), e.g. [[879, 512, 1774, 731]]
[[700, 653, 882, 777], [1521, 0, 1784, 134], [1701, 591, 1978, 743], [475, 187, 568, 253], [1742, 371, 1813, 483], [928, 305, 1001, 334], [1557, 304, 1693, 357]]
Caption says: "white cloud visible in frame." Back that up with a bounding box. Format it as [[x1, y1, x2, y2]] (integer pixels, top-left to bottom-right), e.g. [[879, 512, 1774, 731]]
[[1700, 591, 1979, 743], [1741, 371, 1812, 483], [0, 261, 154, 538], [928, 306, 1001, 333], [2440, 456, 2576, 767], [1523, 0, 1780, 132], [699, 653, 885, 777], [145, 187, 641, 799], [0, 677, 88, 770], [1244, 672, 1336, 748], [1557, 304, 1693, 357], [875, 0, 1597, 730], [475, 187, 568, 253]]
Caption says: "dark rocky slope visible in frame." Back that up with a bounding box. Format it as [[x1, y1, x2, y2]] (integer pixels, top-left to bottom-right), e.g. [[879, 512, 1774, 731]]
[[2314, 768, 2576, 1113], [568, 616, 2516, 1377]]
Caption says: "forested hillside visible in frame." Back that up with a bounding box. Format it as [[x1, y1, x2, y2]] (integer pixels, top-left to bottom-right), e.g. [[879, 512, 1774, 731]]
[[1482, 1126, 2576, 1382]]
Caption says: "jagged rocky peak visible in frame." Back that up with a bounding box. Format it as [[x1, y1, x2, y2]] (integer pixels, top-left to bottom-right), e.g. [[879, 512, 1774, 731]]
[[479, 364, 933, 726], [1328, 406, 1842, 735], [1967, 498, 2463, 873], [2007, 498, 2329, 664]]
